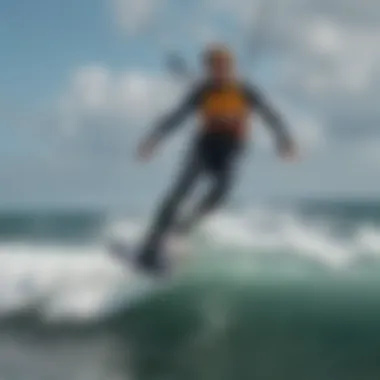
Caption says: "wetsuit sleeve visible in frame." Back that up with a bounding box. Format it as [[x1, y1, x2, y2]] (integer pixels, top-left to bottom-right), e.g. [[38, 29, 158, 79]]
[[243, 84, 293, 147], [148, 84, 204, 142]]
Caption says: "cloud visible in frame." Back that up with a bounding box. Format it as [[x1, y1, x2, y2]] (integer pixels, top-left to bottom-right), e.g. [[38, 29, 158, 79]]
[[59, 65, 180, 128], [110, 0, 165, 34], [107, 0, 379, 114]]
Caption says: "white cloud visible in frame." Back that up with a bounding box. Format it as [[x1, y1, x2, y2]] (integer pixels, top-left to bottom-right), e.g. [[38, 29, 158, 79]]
[[110, 0, 164, 34], [58, 65, 185, 137], [107, 0, 379, 106], [71, 66, 110, 110], [307, 19, 343, 56]]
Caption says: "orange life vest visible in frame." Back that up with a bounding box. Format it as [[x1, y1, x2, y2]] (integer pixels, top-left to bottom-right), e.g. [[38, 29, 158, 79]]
[[199, 84, 252, 139]]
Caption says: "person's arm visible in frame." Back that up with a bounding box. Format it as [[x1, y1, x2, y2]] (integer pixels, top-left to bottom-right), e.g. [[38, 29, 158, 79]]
[[137, 84, 203, 160], [244, 84, 296, 158]]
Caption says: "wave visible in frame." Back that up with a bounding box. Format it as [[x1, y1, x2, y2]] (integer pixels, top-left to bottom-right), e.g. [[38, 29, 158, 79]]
[[0, 207, 379, 333], [0, 208, 380, 380]]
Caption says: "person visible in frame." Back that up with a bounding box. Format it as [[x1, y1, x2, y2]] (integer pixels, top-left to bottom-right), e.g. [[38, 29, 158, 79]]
[[135, 44, 297, 273]]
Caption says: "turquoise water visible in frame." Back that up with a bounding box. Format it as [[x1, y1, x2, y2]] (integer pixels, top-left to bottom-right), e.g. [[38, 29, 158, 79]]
[[120, 272, 380, 380]]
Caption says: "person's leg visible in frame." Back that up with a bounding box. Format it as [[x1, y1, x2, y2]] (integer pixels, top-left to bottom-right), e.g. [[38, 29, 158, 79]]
[[138, 152, 202, 269], [175, 134, 242, 234], [175, 164, 233, 233]]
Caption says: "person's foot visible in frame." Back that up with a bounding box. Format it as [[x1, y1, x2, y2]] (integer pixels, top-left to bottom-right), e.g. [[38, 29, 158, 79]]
[[136, 249, 168, 277]]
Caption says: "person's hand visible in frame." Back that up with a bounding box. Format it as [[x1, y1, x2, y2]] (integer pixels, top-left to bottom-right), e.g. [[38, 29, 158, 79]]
[[136, 137, 158, 162], [278, 139, 298, 161]]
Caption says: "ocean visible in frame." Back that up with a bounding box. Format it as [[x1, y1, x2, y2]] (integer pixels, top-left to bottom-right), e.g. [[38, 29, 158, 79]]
[[0, 199, 380, 380]]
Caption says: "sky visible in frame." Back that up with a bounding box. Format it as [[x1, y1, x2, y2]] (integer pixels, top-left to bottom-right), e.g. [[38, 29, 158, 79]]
[[0, 0, 379, 210]]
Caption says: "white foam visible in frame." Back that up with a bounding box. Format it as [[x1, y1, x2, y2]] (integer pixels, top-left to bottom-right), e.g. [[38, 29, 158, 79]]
[[202, 208, 380, 268], [355, 226, 380, 251], [0, 244, 131, 322]]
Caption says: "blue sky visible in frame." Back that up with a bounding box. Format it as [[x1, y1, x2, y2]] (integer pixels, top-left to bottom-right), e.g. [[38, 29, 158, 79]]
[[0, 0, 379, 209]]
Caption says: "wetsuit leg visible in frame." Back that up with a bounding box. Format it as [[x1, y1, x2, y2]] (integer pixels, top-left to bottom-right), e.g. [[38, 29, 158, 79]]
[[176, 161, 234, 232], [138, 151, 202, 270], [198, 165, 233, 215], [176, 134, 241, 232]]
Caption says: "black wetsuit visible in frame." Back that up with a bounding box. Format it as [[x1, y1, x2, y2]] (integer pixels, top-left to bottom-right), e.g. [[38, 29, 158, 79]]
[[137, 80, 292, 272]]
